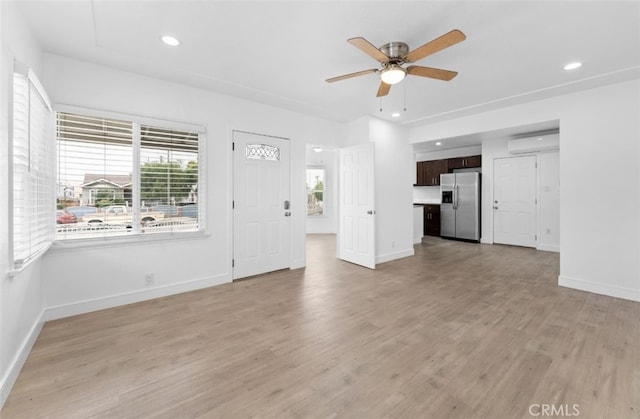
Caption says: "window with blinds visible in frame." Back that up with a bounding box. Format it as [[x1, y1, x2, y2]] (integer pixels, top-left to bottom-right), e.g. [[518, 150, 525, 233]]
[[56, 111, 201, 240], [306, 167, 325, 216], [12, 71, 54, 269]]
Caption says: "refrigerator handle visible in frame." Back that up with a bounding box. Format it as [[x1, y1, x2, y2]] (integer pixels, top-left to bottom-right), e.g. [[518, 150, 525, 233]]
[[453, 184, 458, 209]]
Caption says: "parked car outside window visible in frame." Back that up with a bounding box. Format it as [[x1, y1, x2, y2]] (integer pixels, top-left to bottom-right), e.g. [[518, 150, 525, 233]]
[[178, 204, 197, 218], [151, 205, 179, 217], [64, 205, 98, 217], [56, 210, 77, 224]]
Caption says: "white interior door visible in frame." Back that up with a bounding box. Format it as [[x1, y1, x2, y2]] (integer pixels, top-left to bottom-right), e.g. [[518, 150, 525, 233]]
[[493, 155, 536, 247], [338, 143, 375, 269], [233, 131, 290, 279]]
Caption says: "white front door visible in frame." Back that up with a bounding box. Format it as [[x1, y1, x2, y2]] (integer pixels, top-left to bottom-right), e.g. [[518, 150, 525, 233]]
[[338, 143, 375, 269], [493, 155, 537, 247], [233, 131, 290, 279]]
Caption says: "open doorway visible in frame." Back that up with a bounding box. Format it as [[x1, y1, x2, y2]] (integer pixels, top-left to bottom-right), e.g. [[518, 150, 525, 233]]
[[305, 145, 338, 265], [305, 145, 338, 235]]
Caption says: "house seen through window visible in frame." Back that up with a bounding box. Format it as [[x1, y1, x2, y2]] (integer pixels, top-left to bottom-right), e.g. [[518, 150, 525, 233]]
[[306, 167, 325, 216], [56, 111, 201, 240]]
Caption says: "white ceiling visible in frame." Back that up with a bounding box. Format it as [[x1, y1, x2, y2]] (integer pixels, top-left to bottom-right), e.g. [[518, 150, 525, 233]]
[[14, 1, 640, 131]]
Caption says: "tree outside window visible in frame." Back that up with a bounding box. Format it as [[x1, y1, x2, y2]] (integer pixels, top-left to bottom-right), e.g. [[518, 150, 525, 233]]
[[306, 168, 325, 216]]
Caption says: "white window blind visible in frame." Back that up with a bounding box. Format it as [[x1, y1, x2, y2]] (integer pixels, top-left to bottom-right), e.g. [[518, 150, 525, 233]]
[[56, 111, 201, 240], [12, 70, 54, 268]]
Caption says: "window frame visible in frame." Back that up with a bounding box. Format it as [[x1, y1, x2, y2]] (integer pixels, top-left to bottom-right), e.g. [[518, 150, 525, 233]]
[[52, 104, 207, 247], [9, 63, 55, 272]]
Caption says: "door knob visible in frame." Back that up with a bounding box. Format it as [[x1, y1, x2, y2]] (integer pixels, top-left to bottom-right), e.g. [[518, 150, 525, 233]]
[[493, 206, 499, 210], [367, 210, 376, 215], [284, 211, 291, 217]]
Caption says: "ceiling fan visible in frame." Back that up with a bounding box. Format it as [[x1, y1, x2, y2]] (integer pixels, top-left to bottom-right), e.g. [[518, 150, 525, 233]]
[[326, 29, 466, 97]]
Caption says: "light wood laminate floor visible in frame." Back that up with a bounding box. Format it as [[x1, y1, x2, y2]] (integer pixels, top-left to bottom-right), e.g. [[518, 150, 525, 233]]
[[2, 235, 639, 418]]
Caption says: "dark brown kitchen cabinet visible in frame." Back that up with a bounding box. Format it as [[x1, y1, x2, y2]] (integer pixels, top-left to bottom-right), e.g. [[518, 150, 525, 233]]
[[423, 204, 441, 236], [416, 155, 480, 186], [416, 159, 448, 186], [416, 161, 427, 185], [447, 155, 482, 170]]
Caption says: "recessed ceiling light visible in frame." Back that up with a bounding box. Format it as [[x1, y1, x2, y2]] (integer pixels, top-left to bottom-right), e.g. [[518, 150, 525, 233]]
[[391, 112, 401, 118], [161, 35, 180, 47], [564, 62, 582, 71], [313, 147, 323, 153], [435, 142, 442, 146]]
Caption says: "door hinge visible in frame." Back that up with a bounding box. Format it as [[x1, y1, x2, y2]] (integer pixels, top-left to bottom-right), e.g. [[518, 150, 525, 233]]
[[232, 200, 235, 209], [232, 142, 235, 151], [232, 259, 234, 268], [535, 234, 537, 241]]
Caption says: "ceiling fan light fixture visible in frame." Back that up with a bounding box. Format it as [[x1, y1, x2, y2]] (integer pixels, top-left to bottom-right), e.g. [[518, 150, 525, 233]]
[[380, 64, 406, 85]]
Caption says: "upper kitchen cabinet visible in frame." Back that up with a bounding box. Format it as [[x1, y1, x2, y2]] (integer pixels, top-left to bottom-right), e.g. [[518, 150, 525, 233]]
[[416, 159, 448, 186], [447, 155, 482, 170], [415, 155, 481, 186]]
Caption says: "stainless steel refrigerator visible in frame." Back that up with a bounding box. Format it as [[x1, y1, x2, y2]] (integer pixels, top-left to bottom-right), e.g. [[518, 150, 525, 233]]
[[440, 172, 481, 242]]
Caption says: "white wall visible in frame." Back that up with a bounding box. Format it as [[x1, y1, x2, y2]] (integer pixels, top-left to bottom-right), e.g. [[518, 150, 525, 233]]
[[410, 79, 640, 302], [538, 151, 560, 252], [343, 116, 370, 147], [305, 146, 337, 234], [415, 145, 483, 162], [40, 53, 344, 318], [369, 118, 414, 264], [0, 1, 47, 406]]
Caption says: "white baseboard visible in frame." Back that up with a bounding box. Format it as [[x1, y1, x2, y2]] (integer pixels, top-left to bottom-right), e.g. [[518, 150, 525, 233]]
[[537, 243, 560, 252], [45, 274, 231, 321], [376, 248, 415, 265], [558, 275, 640, 302], [480, 238, 492, 245], [0, 310, 45, 410]]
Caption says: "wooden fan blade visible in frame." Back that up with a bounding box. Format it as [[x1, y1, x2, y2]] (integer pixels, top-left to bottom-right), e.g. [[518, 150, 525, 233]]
[[348, 37, 389, 63], [326, 69, 378, 83], [406, 65, 458, 81], [404, 29, 466, 63], [376, 82, 391, 97]]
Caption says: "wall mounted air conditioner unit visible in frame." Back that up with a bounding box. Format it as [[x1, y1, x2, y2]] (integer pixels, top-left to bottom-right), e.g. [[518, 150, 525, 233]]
[[508, 133, 559, 154]]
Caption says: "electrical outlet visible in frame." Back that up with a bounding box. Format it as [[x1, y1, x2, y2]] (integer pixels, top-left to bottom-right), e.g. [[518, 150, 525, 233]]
[[144, 273, 155, 287]]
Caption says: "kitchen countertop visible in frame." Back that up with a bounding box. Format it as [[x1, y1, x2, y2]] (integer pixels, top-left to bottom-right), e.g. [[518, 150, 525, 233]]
[[413, 200, 441, 205]]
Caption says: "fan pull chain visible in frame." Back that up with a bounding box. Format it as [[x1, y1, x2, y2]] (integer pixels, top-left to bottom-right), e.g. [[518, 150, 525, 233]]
[[403, 81, 407, 112], [379, 98, 383, 112]]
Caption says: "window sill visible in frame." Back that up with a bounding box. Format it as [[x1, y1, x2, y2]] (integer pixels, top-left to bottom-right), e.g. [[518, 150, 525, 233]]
[[7, 243, 52, 280], [50, 229, 210, 252]]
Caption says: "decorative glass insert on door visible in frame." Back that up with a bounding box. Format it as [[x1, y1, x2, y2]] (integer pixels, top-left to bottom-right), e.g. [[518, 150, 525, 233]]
[[245, 144, 280, 161]]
